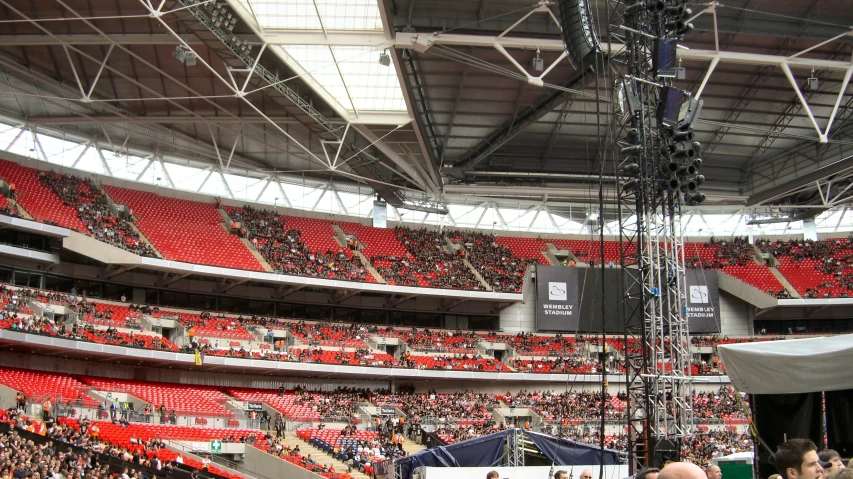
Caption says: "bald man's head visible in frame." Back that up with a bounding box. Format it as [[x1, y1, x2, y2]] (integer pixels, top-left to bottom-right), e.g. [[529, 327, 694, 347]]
[[707, 465, 723, 479], [659, 462, 708, 479]]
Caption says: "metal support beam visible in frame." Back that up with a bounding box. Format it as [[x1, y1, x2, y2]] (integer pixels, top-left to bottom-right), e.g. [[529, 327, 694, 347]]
[[218, 279, 247, 294], [162, 273, 191, 287], [454, 71, 588, 170], [747, 153, 853, 205], [104, 265, 137, 280], [389, 294, 416, 307]]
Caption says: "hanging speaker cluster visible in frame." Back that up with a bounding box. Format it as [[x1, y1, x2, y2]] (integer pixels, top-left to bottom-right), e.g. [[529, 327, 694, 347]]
[[556, 0, 604, 72], [624, 0, 693, 36], [659, 124, 705, 204]]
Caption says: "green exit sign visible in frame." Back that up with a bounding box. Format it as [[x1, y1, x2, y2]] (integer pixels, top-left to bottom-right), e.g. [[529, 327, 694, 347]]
[[210, 440, 222, 453]]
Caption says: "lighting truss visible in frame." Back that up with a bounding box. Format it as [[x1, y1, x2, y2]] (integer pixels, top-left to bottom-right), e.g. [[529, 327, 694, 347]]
[[604, 0, 695, 472]]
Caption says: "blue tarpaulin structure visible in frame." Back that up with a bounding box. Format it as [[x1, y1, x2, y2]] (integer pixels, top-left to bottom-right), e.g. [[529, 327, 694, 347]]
[[394, 429, 625, 479]]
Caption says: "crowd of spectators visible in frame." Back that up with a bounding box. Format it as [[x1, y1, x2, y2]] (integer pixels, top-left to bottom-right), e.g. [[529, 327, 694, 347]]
[[395, 329, 480, 354], [373, 390, 500, 423], [38, 171, 158, 258], [0, 201, 22, 218], [434, 421, 504, 443], [288, 321, 370, 348], [503, 390, 626, 421], [681, 430, 752, 464], [758, 237, 853, 298], [228, 206, 369, 282], [0, 404, 199, 479], [291, 388, 372, 421], [0, 416, 118, 479], [4, 311, 177, 352], [449, 230, 532, 293], [508, 357, 616, 374], [369, 227, 484, 290], [686, 236, 756, 269]]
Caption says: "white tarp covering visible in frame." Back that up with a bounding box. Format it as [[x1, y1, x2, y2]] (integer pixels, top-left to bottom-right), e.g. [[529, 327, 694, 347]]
[[716, 334, 853, 394]]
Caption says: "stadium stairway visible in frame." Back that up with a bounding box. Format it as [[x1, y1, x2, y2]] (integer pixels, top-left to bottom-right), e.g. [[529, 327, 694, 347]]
[[768, 266, 801, 298], [278, 435, 371, 479], [219, 208, 274, 272], [8, 198, 32, 220], [547, 242, 583, 266], [99, 185, 162, 258], [241, 236, 274, 273], [445, 235, 494, 291], [126, 222, 164, 258], [541, 243, 562, 265], [331, 226, 385, 283], [402, 437, 427, 455], [462, 258, 493, 292]]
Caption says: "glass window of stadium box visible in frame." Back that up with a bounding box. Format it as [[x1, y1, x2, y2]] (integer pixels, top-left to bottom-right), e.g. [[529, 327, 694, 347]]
[[45, 275, 74, 293], [0, 230, 51, 252], [101, 283, 131, 301], [13, 271, 42, 288], [304, 304, 332, 320], [246, 299, 276, 316]]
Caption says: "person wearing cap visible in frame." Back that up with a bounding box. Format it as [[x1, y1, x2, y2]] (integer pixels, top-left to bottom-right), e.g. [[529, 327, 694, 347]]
[[819, 450, 845, 476]]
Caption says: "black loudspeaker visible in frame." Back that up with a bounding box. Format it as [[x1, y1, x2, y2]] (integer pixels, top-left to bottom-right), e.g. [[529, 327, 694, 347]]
[[556, 0, 604, 71], [826, 389, 853, 458], [654, 39, 678, 77], [753, 393, 823, 479], [654, 438, 680, 467], [657, 87, 685, 126]]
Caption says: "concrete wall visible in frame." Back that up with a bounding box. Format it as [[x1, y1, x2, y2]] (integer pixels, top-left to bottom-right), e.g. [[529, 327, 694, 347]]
[[240, 444, 320, 479], [719, 291, 753, 336], [499, 272, 536, 332], [62, 231, 140, 265]]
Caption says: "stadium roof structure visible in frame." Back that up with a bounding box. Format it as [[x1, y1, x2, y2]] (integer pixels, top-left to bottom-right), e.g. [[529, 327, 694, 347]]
[[1, 0, 853, 227]]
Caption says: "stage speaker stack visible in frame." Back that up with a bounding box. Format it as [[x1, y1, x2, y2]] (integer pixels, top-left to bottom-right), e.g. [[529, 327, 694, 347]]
[[556, 0, 604, 72]]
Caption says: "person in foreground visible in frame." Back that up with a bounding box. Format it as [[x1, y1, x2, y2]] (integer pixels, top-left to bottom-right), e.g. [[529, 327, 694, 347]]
[[659, 462, 707, 479], [775, 439, 824, 479]]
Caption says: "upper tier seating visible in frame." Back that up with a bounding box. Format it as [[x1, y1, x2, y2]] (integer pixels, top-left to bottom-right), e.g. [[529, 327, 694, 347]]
[[287, 321, 369, 348], [551, 239, 625, 264], [226, 206, 372, 282], [283, 216, 340, 252], [293, 348, 397, 367], [758, 238, 853, 298], [405, 354, 506, 371], [0, 193, 21, 218], [104, 186, 263, 271], [376, 226, 484, 290], [39, 171, 158, 257], [78, 376, 233, 416], [152, 310, 254, 340], [449, 230, 532, 293], [227, 388, 365, 421], [0, 159, 87, 230], [338, 220, 410, 258], [494, 236, 550, 265], [0, 367, 100, 407], [684, 239, 785, 295]]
